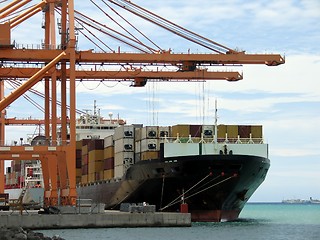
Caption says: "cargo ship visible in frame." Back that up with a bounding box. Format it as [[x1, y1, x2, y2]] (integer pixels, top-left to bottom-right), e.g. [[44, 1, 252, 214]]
[[75, 103, 270, 222], [5, 103, 270, 222]]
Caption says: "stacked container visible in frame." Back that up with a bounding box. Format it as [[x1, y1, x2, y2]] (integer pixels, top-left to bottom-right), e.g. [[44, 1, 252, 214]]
[[103, 135, 114, 180], [114, 125, 135, 178], [81, 139, 90, 184], [135, 126, 161, 162], [76, 141, 82, 184], [88, 139, 104, 182]]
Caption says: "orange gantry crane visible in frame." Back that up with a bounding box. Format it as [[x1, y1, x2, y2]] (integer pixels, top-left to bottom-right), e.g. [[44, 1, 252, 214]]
[[0, 0, 284, 206]]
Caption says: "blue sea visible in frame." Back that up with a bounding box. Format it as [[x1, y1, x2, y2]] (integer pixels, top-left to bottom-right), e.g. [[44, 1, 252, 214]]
[[40, 203, 320, 240]]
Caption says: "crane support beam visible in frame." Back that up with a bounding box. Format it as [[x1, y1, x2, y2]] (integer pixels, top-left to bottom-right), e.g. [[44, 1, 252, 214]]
[[0, 49, 285, 66], [0, 0, 31, 19], [0, 68, 243, 81], [0, 51, 66, 112]]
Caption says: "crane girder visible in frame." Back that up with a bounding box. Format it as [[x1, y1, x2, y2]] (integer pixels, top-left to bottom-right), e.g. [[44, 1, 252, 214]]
[[0, 49, 285, 66], [0, 68, 243, 81]]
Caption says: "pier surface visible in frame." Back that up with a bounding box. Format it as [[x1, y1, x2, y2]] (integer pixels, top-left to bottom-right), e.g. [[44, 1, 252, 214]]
[[0, 211, 191, 229]]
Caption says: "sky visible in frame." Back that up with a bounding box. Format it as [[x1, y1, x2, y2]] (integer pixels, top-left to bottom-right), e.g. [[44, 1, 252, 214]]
[[1, 0, 320, 202]]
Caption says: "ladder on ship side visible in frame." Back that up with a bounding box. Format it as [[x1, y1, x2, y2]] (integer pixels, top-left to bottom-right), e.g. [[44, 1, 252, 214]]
[[9, 183, 29, 215]]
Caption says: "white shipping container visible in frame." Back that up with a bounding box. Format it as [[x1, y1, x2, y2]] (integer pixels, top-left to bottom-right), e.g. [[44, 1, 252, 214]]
[[135, 141, 141, 153], [203, 125, 214, 137], [115, 151, 135, 166], [140, 139, 160, 152], [159, 126, 171, 138], [141, 126, 159, 139], [113, 125, 135, 141], [104, 135, 114, 148], [135, 128, 142, 141], [114, 138, 134, 153], [114, 165, 125, 178]]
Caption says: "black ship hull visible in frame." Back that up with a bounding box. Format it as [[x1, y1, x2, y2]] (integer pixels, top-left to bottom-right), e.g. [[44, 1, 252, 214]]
[[77, 153, 270, 222]]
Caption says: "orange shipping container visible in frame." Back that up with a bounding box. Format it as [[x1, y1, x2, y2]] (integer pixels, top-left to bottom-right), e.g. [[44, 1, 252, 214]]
[[88, 160, 104, 174], [217, 125, 227, 139], [103, 169, 114, 180], [141, 151, 159, 161], [81, 175, 88, 184], [76, 140, 82, 150], [88, 173, 95, 183], [227, 125, 238, 139], [88, 149, 104, 162], [104, 146, 114, 159], [251, 125, 263, 139], [172, 125, 190, 138]]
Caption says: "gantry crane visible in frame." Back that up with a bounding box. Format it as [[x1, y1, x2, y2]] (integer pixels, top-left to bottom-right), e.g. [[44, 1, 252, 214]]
[[0, 0, 284, 206]]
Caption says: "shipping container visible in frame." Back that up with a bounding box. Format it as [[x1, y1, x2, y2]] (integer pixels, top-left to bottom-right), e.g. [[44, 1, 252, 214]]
[[135, 127, 142, 141], [76, 140, 82, 150], [159, 126, 171, 138], [114, 165, 125, 178], [104, 146, 114, 159], [103, 157, 114, 170], [238, 125, 251, 138], [113, 125, 135, 141], [76, 149, 82, 159], [76, 168, 82, 178], [251, 125, 263, 139], [88, 149, 104, 162], [81, 175, 88, 184], [141, 151, 159, 161], [76, 157, 82, 169], [103, 169, 114, 180], [140, 139, 160, 152], [88, 139, 104, 151], [114, 138, 134, 153], [104, 135, 114, 148], [82, 145, 88, 156], [76, 176, 81, 184], [190, 125, 202, 137], [88, 173, 95, 183], [202, 125, 214, 138], [114, 151, 135, 166], [82, 154, 88, 165], [227, 125, 239, 139], [141, 126, 159, 139], [81, 164, 88, 175], [81, 139, 91, 146], [135, 141, 141, 153], [217, 125, 227, 139], [88, 160, 104, 174], [172, 125, 190, 138]]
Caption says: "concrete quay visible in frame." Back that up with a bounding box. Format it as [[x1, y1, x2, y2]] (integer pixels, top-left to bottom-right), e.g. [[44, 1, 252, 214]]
[[0, 211, 191, 229]]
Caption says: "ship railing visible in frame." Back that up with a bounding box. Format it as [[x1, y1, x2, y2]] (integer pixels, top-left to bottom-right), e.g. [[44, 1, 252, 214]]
[[160, 136, 264, 144]]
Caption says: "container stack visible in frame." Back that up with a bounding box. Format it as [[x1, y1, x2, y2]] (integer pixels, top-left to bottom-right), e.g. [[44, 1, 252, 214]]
[[103, 135, 114, 180], [88, 139, 104, 182], [114, 125, 135, 178], [135, 126, 161, 162], [76, 141, 82, 184], [81, 139, 90, 184]]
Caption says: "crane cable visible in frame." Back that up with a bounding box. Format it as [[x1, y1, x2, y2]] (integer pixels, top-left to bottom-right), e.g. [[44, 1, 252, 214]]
[[90, 0, 158, 53], [108, 0, 235, 54], [73, 9, 153, 53], [100, 0, 162, 51]]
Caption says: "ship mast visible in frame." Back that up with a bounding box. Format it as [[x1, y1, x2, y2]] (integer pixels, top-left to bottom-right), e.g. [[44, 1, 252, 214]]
[[214, 99, 218, 153]]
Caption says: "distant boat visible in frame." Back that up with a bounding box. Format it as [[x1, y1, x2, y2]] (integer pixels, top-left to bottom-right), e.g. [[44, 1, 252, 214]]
[[309, 197, 320, 204], [282, 199, 308, 204], [282, 197, 320, 204]]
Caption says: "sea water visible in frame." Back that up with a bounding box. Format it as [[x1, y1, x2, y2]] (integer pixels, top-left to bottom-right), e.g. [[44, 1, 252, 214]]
[[39, 203, 320, 240]]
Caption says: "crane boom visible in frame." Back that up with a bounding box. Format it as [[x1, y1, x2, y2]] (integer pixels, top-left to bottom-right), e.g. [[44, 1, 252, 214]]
[[0, 49, 284, 66]]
